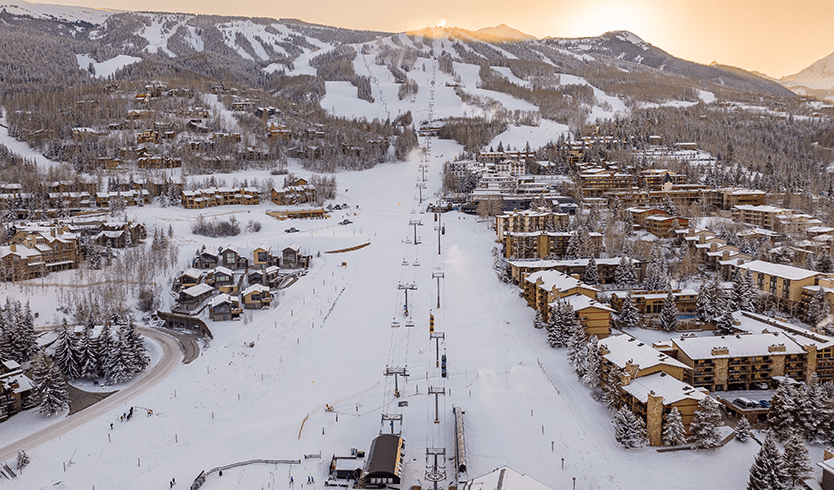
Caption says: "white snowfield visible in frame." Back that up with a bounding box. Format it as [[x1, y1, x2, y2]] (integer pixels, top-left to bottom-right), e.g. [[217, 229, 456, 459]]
[[0, 137, 790, 490]]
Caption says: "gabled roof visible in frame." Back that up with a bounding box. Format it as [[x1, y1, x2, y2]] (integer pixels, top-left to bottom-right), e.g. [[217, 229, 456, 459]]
[[524, 270, 598, 293], [554, 293, 614, 313], [462, 466, 553, 490], [673, 330, 806, 360], [242, 284, 270, 297], [600, 333, 689, 372], [181, 283, 214, 298]]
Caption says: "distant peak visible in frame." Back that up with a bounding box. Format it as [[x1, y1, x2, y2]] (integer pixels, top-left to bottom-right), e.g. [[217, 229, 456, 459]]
[[474, 24, 536, 41], [603, 30, 646, 45]]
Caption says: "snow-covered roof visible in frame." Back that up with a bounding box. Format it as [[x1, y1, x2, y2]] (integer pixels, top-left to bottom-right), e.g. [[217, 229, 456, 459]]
[[731, 310, 834, 350], [524, 270, 597, 293], [626, 289, 697, 300], [509, 257, 636, 268], [2, 359, 21, 370], [242, 284, 270, 297], [673, 330, 806, 360], [462, 466, 553, 490], [736, 260, 818, 281], [600, 333, 689, 372], [181, 283, 214, 298], [182, 268, 202, 279], [621, 372, 708, 405], [554, 293, 614, 313], [285, 243, 301, 252], [733, 205, 790, 213], [255, 243, 271, 252], [210, 293, 233, 307], [213, 266, 234, 277]]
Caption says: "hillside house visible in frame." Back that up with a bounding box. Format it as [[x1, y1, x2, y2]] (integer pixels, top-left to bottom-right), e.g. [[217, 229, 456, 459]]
[[282, 244, 310, 269], [241, 284, 272, 309], [206, 266, 236, 294], [523, 270, 598, 322], [0, 359, 34, 422], [178, 283, 215, 311], [209, 294, 242, 322]]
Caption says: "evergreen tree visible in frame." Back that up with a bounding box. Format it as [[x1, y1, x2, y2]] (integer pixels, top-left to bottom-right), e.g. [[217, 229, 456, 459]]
[[690, 397, 722, 449], [564, 232, 579, 260], [53, 320, 82, 379], [613, 406, 647, 448], [659, 291, 679, 332], [731, 268, 755, 311], [582, 335, 601, 388], [715, 308, 736, 336], [696, 281, 714, 324], [546, 305, 561, 348], [79, 325, 99, 379], [615, 256, 637, 289], [806, 287, 829, 327], [31, 351, 69, 417], [747, 432, 788, 490], [533, 311, 544, 330], [615, 293, 639, 330], [565, 307, 586, 376], [124, 321, 150, 374], [644, 248, 670, 290], [601, 372, 622, 410], [105, 326, 133, 384], [735, 416, 751, 442], [95, 323, 114, 379], [662, 406, 687, 449], [768, 384, 798, 441], [583, 256, 600, 287], [782, 432, 813, 489], [19, 300, 37, 362]]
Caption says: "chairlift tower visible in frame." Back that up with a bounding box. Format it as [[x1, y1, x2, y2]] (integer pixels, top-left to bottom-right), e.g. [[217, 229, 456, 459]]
[[397, 282, 417, 316], [425, 447, 446, 490], [408, 219, 423, 244], [384, 366, 409, 398], [432, 271, 445, 308], [428, 386, 446, 424]]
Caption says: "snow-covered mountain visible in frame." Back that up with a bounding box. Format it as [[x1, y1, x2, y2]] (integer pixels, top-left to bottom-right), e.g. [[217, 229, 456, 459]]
[[780, 50, 834, 101], [0, 0, 795, 106], [474, 23, 536, 42]]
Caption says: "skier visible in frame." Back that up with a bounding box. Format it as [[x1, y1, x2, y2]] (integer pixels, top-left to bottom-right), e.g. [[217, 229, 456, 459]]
[[110, 423, 113, 430]]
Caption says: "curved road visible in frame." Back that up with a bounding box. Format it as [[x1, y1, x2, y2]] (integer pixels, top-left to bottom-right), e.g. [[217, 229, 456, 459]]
[[0, 327, 183, 462]]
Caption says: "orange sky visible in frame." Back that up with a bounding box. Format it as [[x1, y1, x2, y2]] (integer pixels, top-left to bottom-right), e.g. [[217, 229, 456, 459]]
[[35, 0, 834, 77]]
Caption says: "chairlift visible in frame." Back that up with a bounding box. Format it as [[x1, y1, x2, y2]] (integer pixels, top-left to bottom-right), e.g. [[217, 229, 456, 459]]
[[402, 259, 409, 266], [391, 320, 401, 328], [405, 319, 415, 328], [413, 259, 420, 266]]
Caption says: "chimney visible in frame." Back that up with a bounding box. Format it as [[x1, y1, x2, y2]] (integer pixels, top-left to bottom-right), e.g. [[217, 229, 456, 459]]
[[9, 243, 15, 252], [51, 229, 56, 237]]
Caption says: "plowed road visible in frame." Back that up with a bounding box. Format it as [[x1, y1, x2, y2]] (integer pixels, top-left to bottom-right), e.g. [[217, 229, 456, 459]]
[[0, 327, 182, 462]]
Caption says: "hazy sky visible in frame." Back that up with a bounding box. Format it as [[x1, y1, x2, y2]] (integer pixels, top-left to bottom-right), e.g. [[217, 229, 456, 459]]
[[35, 0, 834, 77]]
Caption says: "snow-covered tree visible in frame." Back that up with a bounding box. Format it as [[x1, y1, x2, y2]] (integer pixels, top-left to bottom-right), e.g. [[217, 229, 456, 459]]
[[735, 416, 751, 443], [615, 256, 637, 289], [715, 308, 736, 336], [583, 256, 600, 287], [643, 248, 670, 291], [546, 307, 561, 348], [659, 291, 679, 332], [615, 293, 639, 330], [731, 268, 755, 311], [565, 308, 586, 376], [564, 232, 579, 260], [79, 325, 100, 379], [31, 352, 69, 417], [53, 320, 82, 379], [782, 432, 813, 489], [747, 432, 788, 490], [613, 406, 647, 448], [582, 335, 601, 389], [124, 321, 150, 374], [768, 383, 798, 441], [662, 406, 687, 449], [533, 311, 544, 330], [806, 287, 829, 327], [696, 281, 714, 323], [105, 326, 134, 384], [19, 300, 37, 362], [690, 397, 722, 449]]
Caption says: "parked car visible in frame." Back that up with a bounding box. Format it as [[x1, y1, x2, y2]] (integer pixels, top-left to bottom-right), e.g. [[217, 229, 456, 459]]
[[733, 397, 759, 409], [759, 400, 771, 408], [752, 382, 769, 390], [284, 227, 299, 233], [339, 219, 352, 225]]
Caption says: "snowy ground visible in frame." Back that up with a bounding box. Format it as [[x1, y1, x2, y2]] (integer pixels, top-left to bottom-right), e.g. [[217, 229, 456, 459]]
[[0, 134, 793, 490]]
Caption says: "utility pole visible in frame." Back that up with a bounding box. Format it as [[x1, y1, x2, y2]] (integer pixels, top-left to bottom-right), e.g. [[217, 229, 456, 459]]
[[397, 283, 417, 316], [408, 219, 423, 245], [428, 386, 446, 423], [384, 366, 409, 398], [432, 271, 444, 308]]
